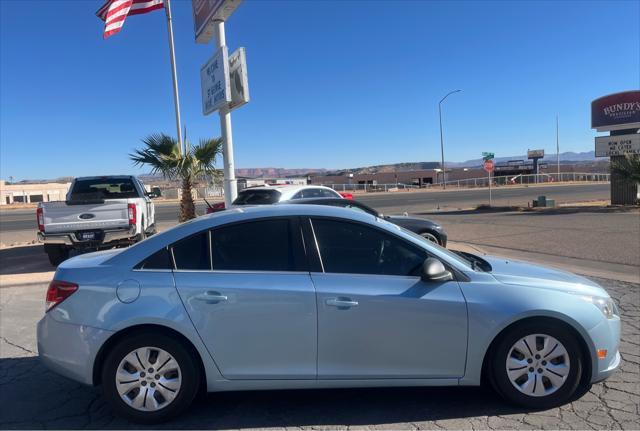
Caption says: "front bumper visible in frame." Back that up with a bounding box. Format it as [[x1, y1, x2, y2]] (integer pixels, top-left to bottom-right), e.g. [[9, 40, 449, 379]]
[[37, 313, 114, 386], [588, 314, 621, 383], [37, 226, 136, 248]]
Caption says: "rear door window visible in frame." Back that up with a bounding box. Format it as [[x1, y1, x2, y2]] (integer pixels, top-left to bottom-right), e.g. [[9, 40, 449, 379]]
[[171, 231, 211, 270], [211, 219, 304, 271]]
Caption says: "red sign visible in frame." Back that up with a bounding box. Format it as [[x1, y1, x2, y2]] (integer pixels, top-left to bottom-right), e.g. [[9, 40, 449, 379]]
[[591, 90, 640, 131], [483, 159, 494, 173]]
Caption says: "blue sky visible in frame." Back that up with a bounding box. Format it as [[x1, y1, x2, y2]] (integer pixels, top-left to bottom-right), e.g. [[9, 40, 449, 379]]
[[1, 0, 639, 180]]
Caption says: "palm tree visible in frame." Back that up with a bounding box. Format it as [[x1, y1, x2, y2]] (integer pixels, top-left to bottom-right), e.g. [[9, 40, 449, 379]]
[[130, 133, 223, 222], [610, 154, 640, 184]]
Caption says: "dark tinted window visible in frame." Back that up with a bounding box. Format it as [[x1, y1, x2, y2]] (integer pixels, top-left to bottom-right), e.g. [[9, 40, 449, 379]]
[[312, 219, 426, 276], [233, 189, 281, 205], [320, 188, 340, 198], [136, 248, 173, 270], [212, 219, 298, 271], [172, 231, 211, 270], [70, 178, 139, 200]]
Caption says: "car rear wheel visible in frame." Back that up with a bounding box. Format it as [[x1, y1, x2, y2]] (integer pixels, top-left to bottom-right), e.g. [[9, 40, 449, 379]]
[[101, 332, 200, 423], [490, 321, 583, 409]]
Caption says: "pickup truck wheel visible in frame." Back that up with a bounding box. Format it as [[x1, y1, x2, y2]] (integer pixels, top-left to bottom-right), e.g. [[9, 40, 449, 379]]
[[44, 245, 70, 266]]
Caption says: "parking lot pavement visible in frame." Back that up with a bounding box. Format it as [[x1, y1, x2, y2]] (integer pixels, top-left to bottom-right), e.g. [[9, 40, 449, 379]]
[[0, 277, 637, 430]]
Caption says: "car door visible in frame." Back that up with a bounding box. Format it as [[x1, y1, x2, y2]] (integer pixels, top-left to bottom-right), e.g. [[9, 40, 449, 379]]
[[172, 217, 317, 380], [307, 217, 468, 379]]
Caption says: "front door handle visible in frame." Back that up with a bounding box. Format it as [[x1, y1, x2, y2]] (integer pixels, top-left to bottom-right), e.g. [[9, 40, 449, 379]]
[[194, 291, 228, 304], [326, 297, 359, 309]]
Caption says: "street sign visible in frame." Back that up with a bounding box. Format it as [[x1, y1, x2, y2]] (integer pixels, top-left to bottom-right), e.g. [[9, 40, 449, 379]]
[[228, 47, 250, 111], [200, 47, 231, 115], [483, 159, 494, 173], [482, 152, 494, 160], [192, 0, 243, 44], [595, 134, 640, 157]]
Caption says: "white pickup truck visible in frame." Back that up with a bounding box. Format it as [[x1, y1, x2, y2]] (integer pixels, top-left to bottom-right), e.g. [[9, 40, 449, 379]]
[[37, 175, 156, 266]]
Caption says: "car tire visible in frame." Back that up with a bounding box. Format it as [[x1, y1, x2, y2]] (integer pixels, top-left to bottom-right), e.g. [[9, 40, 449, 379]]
[[490, 320, 583, 409], [45, 245, 69, 266], [420, 231, 440, 245], [101, 331, 200, 424]]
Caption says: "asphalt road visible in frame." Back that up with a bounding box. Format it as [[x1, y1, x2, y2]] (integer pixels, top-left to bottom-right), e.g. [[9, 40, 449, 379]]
[[1, 276, 637, 429], [0, 183, 610, 233]]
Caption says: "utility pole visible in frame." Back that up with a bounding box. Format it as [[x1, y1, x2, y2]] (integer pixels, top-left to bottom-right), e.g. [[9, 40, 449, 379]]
[[215, 20, 238, 206], [438, 89, 462, 189], [556, 115, 560, 178]]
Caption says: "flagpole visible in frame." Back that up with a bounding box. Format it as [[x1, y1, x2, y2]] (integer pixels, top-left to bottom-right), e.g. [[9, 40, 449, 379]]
[[164, 0, 184, 155]]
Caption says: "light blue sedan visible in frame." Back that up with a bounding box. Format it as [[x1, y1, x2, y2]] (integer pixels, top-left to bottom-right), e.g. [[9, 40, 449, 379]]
[[37, 205, 621, 423]]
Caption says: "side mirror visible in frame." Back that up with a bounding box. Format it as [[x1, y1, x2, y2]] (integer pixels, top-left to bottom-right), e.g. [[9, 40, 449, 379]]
[[421, 257, 453, 282]]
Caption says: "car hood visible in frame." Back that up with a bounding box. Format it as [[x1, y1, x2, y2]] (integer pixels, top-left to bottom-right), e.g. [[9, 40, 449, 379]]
[[483, 255, 609, 297]]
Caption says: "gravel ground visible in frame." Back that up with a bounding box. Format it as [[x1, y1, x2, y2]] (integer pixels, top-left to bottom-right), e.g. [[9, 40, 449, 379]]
[[0, 276, 638, 430]]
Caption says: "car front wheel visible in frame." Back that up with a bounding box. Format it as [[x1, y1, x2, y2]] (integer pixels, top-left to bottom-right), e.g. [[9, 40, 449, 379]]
[[101, 332, 200, 423], [420, 231, 440, 245], [490, 321, 584, 409]]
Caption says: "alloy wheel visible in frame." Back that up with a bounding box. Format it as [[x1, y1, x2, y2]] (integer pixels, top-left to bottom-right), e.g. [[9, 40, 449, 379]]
[[115, 347, 182, 411], [505, 333, 570, 397]]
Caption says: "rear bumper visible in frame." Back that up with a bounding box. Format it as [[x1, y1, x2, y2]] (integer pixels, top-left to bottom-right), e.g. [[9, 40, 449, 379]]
[[38, 226, 136, 248], [37, 314, 113, 385]]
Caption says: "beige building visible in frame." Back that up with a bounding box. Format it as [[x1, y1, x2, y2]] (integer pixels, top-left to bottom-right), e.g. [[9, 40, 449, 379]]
[[0, 180, 71, 205]]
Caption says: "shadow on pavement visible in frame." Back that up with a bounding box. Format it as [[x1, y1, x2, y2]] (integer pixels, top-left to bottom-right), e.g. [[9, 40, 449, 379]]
[[0, 245, 54, 275], [0, 356, 528, 430]]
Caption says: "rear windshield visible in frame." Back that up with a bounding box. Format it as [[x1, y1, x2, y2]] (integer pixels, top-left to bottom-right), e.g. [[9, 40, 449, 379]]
[[70, 178, 139, 200], [233, 189, 281, 205]]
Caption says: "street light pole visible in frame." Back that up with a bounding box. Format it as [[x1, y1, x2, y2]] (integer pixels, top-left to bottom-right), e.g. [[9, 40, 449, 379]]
[[438, 89, 462, 189]]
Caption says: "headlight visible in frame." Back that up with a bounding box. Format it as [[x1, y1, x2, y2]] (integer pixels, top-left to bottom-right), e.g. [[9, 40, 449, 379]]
[[578, 295, 619, 319]]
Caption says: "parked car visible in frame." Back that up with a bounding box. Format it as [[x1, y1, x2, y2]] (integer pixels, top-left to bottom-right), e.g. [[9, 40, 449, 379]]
[[37, 204, 620, 423], [37, 175, 156, 266], [284, 197, 447, 246], [205, 184, 342, 213]]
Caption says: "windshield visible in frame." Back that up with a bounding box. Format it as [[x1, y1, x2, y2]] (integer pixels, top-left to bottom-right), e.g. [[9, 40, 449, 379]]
[[233, 189, 281, 205], [69, 178, 139, 200]]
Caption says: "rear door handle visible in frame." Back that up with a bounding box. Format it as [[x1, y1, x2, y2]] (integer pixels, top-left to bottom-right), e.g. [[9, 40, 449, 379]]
[[194, 291, 228, 304], [326, 297, 359, 308]]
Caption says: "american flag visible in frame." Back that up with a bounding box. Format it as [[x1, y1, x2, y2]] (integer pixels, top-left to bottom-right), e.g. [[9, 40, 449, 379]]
[[96, 0, 164, 39]]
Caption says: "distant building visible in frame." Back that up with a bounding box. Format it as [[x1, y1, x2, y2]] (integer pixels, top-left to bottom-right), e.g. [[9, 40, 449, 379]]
[[0, 180, 71, 205]]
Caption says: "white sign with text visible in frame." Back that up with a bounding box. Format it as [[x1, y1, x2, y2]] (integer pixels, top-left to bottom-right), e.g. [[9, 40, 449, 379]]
[[201, 46, 231, 116], [595, 134, 640, 157], [228, 47, 250, 111]]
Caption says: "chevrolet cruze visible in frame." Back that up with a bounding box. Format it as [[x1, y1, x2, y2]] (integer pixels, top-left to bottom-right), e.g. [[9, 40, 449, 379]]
[[37, 205, 620, 423]]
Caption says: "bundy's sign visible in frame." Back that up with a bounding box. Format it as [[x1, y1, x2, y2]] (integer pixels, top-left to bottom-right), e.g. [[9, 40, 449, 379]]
[[591, 91, 640, 132], [192, 0, 242, 44], [200, 47, 231, 115], [595, 134, 640, 157], [228, 47, 249, 111]]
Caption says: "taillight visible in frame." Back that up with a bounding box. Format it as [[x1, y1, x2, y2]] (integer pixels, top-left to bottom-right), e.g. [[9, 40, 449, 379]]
[[46, 280, 78, 312], [128, 203, 137, 225], [37, 207, 45, 232], [339, 192, 354, 200], [206, 202, 225, 214]]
